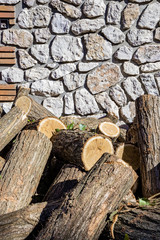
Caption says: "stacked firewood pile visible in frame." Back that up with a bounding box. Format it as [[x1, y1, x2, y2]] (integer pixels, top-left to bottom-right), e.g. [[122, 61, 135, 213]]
[[0, 87, 160, 240]]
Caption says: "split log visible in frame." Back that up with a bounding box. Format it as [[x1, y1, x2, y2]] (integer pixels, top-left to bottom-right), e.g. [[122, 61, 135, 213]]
[[36, 153, 137, 240], [14, 86, 30, 103], [51, 130, 114, 171], [15, 96, 54, 121], [0, 106, 28, 152], [0, 130, 52, 214], [0, 156, 5, 171], [136, 95, 160, 197]]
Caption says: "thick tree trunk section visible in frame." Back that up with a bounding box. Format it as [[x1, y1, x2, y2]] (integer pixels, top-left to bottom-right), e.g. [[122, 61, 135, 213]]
[[136, 95, 160, 197], [14, 86, 30, 104], [36, 153, 137, 240], [0, 106, 28, 152], [0, 130, 52, 215], [0, 156, 5, 171]]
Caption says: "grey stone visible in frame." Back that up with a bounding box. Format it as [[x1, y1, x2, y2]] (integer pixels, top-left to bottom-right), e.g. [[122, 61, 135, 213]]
[[83, 0, 106, 18], [51, 35, 83, 62], [133, 45, 160, 64], [140, 62, 160, 73], [120, 102, 136, 124], [2, 29, 33, 48], [102, 26, 125, 44], [84, 34, 112, 61], [2, 103, 13, 114], [155, 27, 160, 41], [51, 13, 71, 34], [63, 0, 82, 6], [114, 46, 133, 61], [2, 67, 24, 83], [51, 0, 82, 19], [51, 63, 77, 79], [25, 67, 50, 81], [109, 85, 127, 107], [75, 88, 99, 115], [127, 28, 152, 47], [123, 77, 144, 100], [140, 74, 159, 96], [155, 72, 160, 92], [71, 19, 105, 35], [18, 49, 37, 69], [64, 93, 75, 115], [31, 79, 64, 97], [95, 92, 119, 119], [23, 0, 35, 7], [123, 62, 139, 76], [0, 0, 20, 3], [87, 63, 122, 94], [63, 72, 86, 91], [37, 0, 49, 4], [18, 6, 51, 28], [138, 3, 160, 29], [122, 3, 140, 29], [34, 28, 51, 43], [43, 97, 63, 117], [46, 62, 59, 69], [31, 44, 49, 64], [78, 62, 99, 72], [129, 0, 152, 2], [106, 1, 123, 25]]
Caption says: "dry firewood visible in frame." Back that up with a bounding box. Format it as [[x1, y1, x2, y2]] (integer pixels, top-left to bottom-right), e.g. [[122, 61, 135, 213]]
[[98, 122, 120, 139], [51, 130, 114, 171], [0, 106, 28, 152], [136, 95, 160, 197], [0, 130, 52, 215], [36, 153, 137, 240], [13, 86, 30, 104], [0, 156, 5, 171], [126, 120, 138, 145]]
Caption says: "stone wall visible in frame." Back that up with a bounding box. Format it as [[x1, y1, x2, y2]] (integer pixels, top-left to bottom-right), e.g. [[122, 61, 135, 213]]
[[0, 0, 160, 124]]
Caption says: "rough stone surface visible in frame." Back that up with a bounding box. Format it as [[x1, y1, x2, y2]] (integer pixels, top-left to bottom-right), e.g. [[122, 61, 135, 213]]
[[102, 26, 125, 44], [0, 0, 20, 3], [114, 46, 133, 61], [31, 79, 64, 97], [23, 0, 35, 7], [71, 19, 105, 35], [63, 0, 82, 6], [18, 6, 51, 28], [63, 72, 86, 91], [78, 62, 99, 72], [138, 3, 160, 29], [46, 62, 58, 69], [31, 44, 49, 64], [127, 28, 152, 46], [155, 72, 160, 92], [64, 93, 75, 115], [51, 63, 77, 79], [1, 67, 24, 83], [18, 50, 37, 70], [123, 62, 139, 76], [84, 34, 112, 61], [34, 28, 51, 43], [75, 88, 99, 115], [43, 97, 63, 117], [109, 85, 127, 107], [83, 0, 106, 18], [1, 102, 13, 114], [51, 35, 83, 62], [122, 3, 140, 29], [37, 0, 49, 3], [2, 29, 33, 48], [25, 67, 50, 81], [106, 1, 123, 25], [51, 13, 71, 34], [51, 0, 82, 19], [87, 63, 122, 94], [155, 27, 160, 41], [120, 101, 136, 124], [123, 77, 144, 100], [129, 0, 152, 2], [140, 62, 160, 73], [140, 74, 159, 96], [95, 92, 119, 119], [133, 45, 160, 64]]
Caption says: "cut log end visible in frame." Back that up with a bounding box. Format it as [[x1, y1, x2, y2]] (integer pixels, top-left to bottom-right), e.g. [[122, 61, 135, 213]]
[[98, 122, 120, 138], [15, 95, 31, 115]]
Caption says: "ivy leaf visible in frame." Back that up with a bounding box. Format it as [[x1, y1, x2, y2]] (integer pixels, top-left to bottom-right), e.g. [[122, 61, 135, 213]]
[[124, 233, 130, 240], [67, 122, 74, 130], [139, 198, 150, 207], [79, 124, 86, 131], [55, 128, 60, 132]]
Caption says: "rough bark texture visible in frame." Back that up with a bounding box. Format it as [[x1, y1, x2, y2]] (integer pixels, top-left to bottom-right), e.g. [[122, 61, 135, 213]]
[[136, 95, 160, 197], [36, 153, 137, 240], [0, 106, 28, 152], [14, 86, 30, 103], [0, 156, 5, 171], [0, 130, 52, 215]]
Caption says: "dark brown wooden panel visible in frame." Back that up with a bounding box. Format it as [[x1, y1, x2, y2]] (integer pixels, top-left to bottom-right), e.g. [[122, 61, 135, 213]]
[[0, 47, 16, 52], [0, 90, 16, 96], [0, 85, 16, 90], [0, 6, 15, 12], [0, 52, 15, 58], [0, 12, 15, 19], [0, 59, 16, 65], [0, 96, 15, 101]]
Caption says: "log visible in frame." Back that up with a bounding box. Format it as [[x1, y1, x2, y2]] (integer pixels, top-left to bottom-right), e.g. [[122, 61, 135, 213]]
[[36, 153, 137, 240], [0, 130, 52, 214], [0, 106, 28, 152], [98, 122, 120, 139], [15, 96, 54, 121], [136, 95, 160, 197], [0, 105, 2, 117], [51, 130, 114, 171], [0, 156, 5, 171], [14, 86, 30, 103]]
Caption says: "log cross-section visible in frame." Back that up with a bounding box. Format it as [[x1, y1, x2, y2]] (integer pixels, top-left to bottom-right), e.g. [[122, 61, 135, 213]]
[[0, 84, 17, 101]]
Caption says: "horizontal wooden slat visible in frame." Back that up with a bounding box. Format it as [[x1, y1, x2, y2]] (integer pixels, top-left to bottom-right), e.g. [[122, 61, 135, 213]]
[[0, 52, 15, 58], [0, 84, 16, 90], [0, 47, 15, 52], [9, 18, 15, 25], [0, 96, 15, 101], [0, 6, 15, 12], [0, 90, 16, 96], [0, 12, 15, 19], [0, 59, 16, 65]]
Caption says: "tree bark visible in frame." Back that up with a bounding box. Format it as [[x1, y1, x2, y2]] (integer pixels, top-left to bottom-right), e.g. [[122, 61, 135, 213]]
[[0, 105, 2, 118], [14, 86, 30, 103], [0, 156, 5, 171], [0, 130, 52, 215], [36, 153, 137, 240], [0, 106, 28, 152], [136, 95, 160, 197]]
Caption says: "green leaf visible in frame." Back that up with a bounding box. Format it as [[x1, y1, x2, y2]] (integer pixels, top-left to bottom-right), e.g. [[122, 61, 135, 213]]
[[109, 210, 118, 221], [67, 122, 74, 130], [124, 233, 130, 240], [55, 128, 60, 132], [139, 198, 150, 207], [79, 123, 86, 131]]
